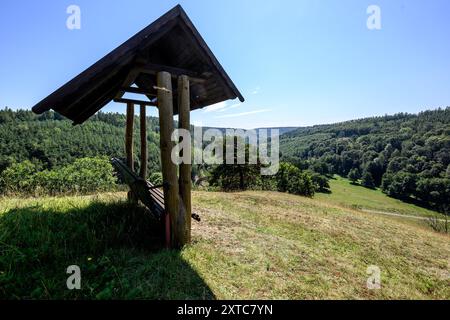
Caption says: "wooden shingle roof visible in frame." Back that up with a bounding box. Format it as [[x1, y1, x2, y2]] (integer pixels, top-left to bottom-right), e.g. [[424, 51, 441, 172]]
[[31, 5, 244, 124]]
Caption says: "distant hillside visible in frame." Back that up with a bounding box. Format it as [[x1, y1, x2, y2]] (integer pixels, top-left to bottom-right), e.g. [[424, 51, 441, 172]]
[[200, 126, 298, 136], [0, 109, 162, 174], [256, 127, 299, 135], [279, 108, 450, 212], [0, 108, 298, 174]]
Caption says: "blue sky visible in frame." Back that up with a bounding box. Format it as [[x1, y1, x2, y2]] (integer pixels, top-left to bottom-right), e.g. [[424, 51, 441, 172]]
[[1, 0, 449, 129]]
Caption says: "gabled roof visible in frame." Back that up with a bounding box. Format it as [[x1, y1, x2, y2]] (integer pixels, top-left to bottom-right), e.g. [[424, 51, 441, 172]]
[[31, 4, 244, 124]]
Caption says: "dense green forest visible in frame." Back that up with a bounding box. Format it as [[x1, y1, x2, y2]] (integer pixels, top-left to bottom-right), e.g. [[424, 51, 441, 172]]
[[280, 108, 450, 212], [0, 108, 161, 174], [0, 109, 164, 195]]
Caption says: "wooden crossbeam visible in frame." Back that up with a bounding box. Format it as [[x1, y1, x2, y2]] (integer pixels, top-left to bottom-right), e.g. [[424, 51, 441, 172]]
[[135, 63, 206, 83], [121, 86, 157, 96], [114, 68, 142, 99], [114, 98, 157, 107]]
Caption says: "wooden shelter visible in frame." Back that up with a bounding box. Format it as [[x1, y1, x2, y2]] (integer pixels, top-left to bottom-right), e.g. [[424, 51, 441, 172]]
[[31, 5, 244, 248]]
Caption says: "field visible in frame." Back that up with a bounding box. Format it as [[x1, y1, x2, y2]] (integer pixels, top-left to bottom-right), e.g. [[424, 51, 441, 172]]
[[316, 176, 443, 218], [0, 181, 449, 299]]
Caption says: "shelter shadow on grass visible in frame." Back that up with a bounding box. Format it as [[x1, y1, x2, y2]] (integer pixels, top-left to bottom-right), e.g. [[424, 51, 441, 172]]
[[0, 200, 215, 300]]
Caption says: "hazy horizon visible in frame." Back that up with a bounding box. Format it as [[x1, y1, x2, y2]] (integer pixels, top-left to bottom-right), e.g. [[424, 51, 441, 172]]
[[2, 105, 447, 131]]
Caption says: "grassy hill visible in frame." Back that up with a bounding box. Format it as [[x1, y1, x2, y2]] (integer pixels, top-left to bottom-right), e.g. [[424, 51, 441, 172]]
[[317, 176, 441, 218], [1, 181, 448, 299]]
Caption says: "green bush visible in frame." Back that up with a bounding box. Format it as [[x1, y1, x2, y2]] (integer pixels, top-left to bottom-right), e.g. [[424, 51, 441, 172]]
[[0, 160, 38, 194], [0, 157, 117, 196], [381, 171, 416, 198], [347, 168, 360, 184], [276, 162, 315, 197], [309, 171, 331, 193], [361, 170, 376, 189], [209, 140, 262, 191], [149, 172, 163, 186]]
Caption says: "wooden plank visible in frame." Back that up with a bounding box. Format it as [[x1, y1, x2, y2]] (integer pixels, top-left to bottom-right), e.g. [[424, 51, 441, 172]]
[[72, 77, 125, 124], [136, 63, 206, 83], [111, 157, 164, 218], [125, 102, 136, 202], [121, 86, 158, 96], [178, 75, 192, 244], [126, 102, 134, 171], [114, 68, 141, 99], [157, 71, 180, 248], [139, 104, 148, 179], [114, 98, 157, 107], [32, 8, 181, 115]]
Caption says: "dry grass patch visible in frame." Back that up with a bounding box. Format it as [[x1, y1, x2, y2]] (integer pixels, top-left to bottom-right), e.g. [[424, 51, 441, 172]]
[[1, 190, 448, 299], [186, 191, 449, 299]]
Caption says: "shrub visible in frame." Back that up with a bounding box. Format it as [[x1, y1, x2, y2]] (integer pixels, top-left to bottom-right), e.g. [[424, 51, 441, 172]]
[[361, 170, 376, 189], [276, 162, 315, 197], [347, 168, 360, 184], [149, 172, 163, 186], [0, 160, 38, 194], [309, 172, 331, 193], [381, 171, 416, 198], [209, 140, 261, 191], [0, 157, 117, 196]]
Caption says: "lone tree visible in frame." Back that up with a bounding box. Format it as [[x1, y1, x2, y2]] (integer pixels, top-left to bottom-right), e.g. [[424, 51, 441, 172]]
[[348, 168, 360, 184], [210, 137, 260, 191], [361, 170, 376, 189]]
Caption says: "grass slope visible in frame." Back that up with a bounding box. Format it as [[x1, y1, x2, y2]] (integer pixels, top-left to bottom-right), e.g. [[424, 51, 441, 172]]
[[0, 187, 448, 299], [316, 176, 442, 218]]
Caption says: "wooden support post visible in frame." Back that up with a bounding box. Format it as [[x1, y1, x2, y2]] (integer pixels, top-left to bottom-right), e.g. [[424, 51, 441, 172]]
[[125, 102, 136, 202], [157, 71, 180, 248], [178, 75, 192, 244], [139, 104, 147, 179]]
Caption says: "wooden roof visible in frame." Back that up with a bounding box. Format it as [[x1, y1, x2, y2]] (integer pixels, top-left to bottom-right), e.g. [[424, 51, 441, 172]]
[[31, 5, 244, 124]]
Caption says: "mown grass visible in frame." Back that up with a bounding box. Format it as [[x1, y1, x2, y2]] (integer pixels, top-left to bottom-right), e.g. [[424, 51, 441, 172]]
[[189, 191, 449, 299], [316, 176, 442, 218], [0, 188, 449, 299], [0, 194, 213, 299]]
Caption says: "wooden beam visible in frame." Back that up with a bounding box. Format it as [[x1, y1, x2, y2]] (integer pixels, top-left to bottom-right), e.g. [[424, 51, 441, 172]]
[[157, 71, 180, 248], [121, 86, 158, 96], [178, 75, 192, 245], [126, 102, 134, 170], [136, 63, 206, 83], [114, 98, 157, 107], [72, 80, 124, 125], [139, 104, 148, 179], [115, 68, 141, 99], [125, 102, 136, 203]]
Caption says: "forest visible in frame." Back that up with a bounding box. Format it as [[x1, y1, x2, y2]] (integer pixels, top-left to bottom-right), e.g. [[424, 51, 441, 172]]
[[0, 108, 161, 175], [280, 108, 450, 213], [0, 107, 449, 213]]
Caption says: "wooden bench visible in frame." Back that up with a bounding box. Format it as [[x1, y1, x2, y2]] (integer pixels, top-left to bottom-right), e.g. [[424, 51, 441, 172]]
[[111, 157, 199, 221]]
